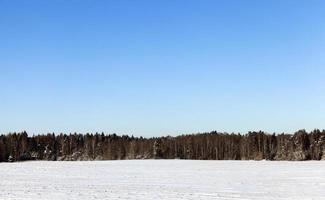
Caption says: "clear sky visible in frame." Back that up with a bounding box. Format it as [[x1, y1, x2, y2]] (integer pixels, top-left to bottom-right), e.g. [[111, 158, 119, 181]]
[[1, 0, 325, 136]]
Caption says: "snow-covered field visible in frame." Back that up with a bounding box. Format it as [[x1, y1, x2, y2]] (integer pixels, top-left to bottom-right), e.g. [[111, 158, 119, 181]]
[[1, 160, 325, 200]]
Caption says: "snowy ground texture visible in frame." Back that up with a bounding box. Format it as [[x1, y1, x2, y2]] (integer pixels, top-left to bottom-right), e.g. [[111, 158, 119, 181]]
[[1, 160, 325, 200]]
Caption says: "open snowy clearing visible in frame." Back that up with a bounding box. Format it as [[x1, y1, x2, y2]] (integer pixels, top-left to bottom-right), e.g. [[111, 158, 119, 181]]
[[1, 160, 325, 200]]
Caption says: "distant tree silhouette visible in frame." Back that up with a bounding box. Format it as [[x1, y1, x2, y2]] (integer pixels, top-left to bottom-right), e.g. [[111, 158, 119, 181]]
[[0, 129, 325, 162]]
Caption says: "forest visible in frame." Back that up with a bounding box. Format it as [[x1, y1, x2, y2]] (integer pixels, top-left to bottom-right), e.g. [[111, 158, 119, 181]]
[[0, 129, 325, 162]]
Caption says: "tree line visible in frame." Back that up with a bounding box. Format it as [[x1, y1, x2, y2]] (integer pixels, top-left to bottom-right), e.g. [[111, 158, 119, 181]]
[[0, 129, 325, 162]]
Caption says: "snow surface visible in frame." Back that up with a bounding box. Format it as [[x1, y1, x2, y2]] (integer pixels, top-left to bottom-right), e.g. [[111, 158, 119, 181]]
[[1, 160, 325, 199]]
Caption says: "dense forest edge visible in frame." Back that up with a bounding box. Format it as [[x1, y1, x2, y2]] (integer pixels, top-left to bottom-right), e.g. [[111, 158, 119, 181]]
[[1, 129, 325, 162]]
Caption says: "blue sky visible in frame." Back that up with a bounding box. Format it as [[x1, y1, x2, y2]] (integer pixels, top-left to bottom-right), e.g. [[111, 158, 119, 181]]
[[1, 0, 325, 136]]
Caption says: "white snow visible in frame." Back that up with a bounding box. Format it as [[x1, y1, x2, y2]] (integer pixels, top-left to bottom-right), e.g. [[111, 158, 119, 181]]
[[1, 160, 325, 199]]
